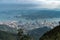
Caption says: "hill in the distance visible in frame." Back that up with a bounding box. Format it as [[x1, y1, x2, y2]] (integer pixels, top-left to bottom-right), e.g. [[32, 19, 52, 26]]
[[0, 24, 17, 33], [39, 25, 60, 40], [28, 27, 51, 40]]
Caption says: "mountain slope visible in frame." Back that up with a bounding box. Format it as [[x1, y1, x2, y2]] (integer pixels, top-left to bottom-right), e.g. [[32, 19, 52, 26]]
[[39, 25, 60, 40], [0, 24, 17, 40], [0, 24, 17, 33], [0, 30, 17, 40], [28, 27, 51, 40]]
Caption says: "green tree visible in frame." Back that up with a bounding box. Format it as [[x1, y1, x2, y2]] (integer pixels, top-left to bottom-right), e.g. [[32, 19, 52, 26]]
[[17, 29, 34, 40], [17, 29, 24, 40]]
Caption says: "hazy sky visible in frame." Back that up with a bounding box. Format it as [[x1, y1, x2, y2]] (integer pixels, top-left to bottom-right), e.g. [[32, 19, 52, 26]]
[[0, 0, 60, 9], [0, 0, 60, 3]]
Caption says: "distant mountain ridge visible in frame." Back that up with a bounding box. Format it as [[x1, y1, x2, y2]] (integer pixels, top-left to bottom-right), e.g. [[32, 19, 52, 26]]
[[20, 10, 60, 20], [1, 9, 60, 20]]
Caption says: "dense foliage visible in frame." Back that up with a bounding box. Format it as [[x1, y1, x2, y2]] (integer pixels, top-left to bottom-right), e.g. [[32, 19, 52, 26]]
[[39, 25, 60, 40], [17, 29, 34, 40], [0, 28, 34, 40], [0, 30, 17, 40]]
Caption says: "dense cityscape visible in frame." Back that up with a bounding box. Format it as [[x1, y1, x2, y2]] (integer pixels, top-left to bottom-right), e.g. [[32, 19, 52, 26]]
[[0, 19, 59, 31]]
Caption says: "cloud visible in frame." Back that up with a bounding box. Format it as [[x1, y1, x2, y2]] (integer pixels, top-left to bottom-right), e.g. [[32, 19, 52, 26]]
[[34, 0, 60, 9], [0, 0, 60, 9], [41, 1, 60, 9]]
